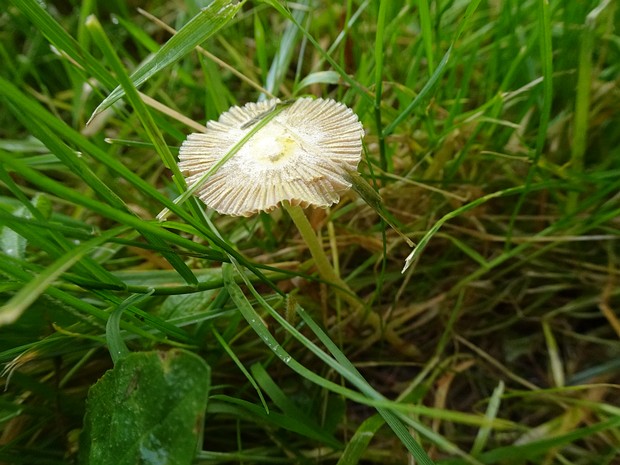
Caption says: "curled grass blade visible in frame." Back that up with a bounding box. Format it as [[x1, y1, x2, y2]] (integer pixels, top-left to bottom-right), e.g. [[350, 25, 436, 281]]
[[106, 290, 155, 364]]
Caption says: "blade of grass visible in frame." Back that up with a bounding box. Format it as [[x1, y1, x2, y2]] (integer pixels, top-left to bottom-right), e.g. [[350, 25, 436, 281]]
[[418, 0, 435, 74], [470, 381, 504, 456], [336, 414, 384, 465], [106, 290, 155, 364], [402, 181, 564, 272], [224, 262, 481, 464], [250, 363, 342, 448], [208, 395, 338, 448], [85, 15, 198, 283], [86, 14, 184, 191], [9, 0, 117, 88], [566, 0, 613, 213], [442, 415, 620, 465], [212, 328, 270, 415], [0, 211, 125, 291], [0, 226, 126, 326], [259, 0, 373, 103], [0, 166, 126, 288], [505, 0, 553, 246], [374, 0, 388, 171], [3, 104, 126, 211], [294, 303, 483, 464], [89, 0, 244, 121], [263, 0, 307, 97], [542, 319, 565, 388], [0, 152, 211, 263], [137, 7, 273, 99], [0, 77, 269, 286], [382, 0, 482, 137]]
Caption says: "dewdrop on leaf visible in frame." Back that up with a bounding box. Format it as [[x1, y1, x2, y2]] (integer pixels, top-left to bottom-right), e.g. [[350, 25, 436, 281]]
[[177, 98, 364, 216]]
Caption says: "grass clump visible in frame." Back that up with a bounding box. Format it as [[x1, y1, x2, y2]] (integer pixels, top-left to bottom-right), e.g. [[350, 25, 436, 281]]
[[1, 1, 619, 464]]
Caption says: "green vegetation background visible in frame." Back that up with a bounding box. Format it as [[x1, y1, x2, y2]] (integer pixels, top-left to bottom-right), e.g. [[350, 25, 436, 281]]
[[0, 0, 619, 464]]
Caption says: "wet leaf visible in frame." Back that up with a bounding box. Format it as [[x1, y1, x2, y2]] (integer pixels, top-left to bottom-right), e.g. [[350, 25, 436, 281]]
[[80, 349, 210, 465]]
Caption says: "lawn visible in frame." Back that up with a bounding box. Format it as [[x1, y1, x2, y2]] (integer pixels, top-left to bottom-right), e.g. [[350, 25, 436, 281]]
[[1, 0, 619, 464]]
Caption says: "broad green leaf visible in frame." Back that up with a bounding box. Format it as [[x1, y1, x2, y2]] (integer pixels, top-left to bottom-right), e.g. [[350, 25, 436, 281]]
[[90, 0, 243, 120], [80, 349, 210, 465]]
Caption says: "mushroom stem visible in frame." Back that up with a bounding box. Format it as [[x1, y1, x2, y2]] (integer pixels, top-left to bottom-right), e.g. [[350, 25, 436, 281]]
[[284, 203, 359, 307]]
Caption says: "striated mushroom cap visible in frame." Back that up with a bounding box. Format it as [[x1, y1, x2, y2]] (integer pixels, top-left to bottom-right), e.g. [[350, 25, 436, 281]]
[[178, 97, 364, 217]]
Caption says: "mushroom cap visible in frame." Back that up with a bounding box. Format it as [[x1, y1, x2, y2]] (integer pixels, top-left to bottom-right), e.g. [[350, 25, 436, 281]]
[[178, 97, 364, 217]]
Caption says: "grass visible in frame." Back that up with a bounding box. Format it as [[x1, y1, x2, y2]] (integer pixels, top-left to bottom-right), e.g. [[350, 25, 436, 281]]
[[1, 0, 620, 464]]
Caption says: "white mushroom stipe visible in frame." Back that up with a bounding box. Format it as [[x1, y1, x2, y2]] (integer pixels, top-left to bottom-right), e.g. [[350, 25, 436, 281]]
[[178, 98, 364, 216]]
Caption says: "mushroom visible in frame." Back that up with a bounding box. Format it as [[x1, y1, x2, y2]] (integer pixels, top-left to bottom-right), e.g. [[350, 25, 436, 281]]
[[178, 97, 364, 217], [177, 97, 365, 302]]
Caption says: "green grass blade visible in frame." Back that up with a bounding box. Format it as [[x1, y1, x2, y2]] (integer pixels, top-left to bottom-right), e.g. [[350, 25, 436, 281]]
[[442, 416, 620, 465], [8, 0, 116, 88], [0, 226, 126, 326], [0, 153, 207, 261], [89, 0, 243, 120], [223, 262, 443, 465], [336, 414, 384, 465], [0, 77, 263, 283], [5, 101, 126, 211], [85, 15, 199, 285], [383, 0, 482, 137], [86, 15, 182, 177], [0, 77, 185, 219], [212, 328, 270, 415], [250, 362, 342, 448], [263, 0, 306, 97], [259, 0, 373, 103], [294, 305, 478, 464], [209, 395, 338, 447], [470, 381, 504, 456], [106, 291, 154, 364], [295, 70, 341, 92], [402, 181, 563, 272], [505, 0, 554, 244], [418, 0, 435, 73], [566, 0, 612, 212], [374, 0, 388, 170]]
